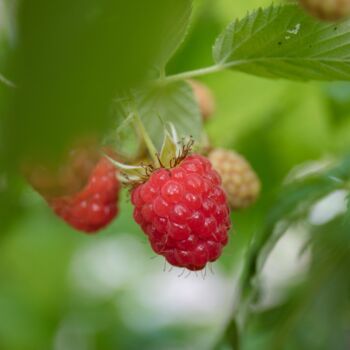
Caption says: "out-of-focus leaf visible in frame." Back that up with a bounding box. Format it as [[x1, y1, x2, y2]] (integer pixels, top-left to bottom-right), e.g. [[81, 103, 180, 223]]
[[256, 154, 350, 263], [157, 0, 193, 68], [235, 154, 350, 333], [103, 109, 142, 162], [213, 5, 350, 81], [0, 0, 15, 66], [0, 73, 14, 87], [238, 206, 350, 350], [223, 318, 240, 350], [2, 0, 191, 166], [324, 82, 350, 125], [135, 81, 202, 149], [0, 172, 24, 233], [268, 217, 350, 350], [244, 173, 337, 291], [166, 0, 224, 74]]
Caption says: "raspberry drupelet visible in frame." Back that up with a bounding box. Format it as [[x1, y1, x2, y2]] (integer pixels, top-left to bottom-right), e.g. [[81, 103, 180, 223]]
[[131, 154, 231, 271]]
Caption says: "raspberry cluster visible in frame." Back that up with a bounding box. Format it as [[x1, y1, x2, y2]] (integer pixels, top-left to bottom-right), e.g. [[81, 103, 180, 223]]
[[48, 157, 120, 233], [131, 154, 231, 271], [208, 148, 260, 210]]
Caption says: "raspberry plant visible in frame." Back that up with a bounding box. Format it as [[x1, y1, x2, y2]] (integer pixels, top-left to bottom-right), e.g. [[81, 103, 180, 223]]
[[1, 0, 350, 349]]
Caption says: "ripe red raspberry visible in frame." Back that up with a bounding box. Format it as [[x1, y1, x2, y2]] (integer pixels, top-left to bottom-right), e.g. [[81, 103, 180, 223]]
[[48, 157, 120, 233], [131, 154, 231, 271]]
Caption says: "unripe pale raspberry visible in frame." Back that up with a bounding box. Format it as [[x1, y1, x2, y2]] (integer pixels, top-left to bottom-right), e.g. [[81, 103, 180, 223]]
[[208, 148, 260, 210], [299, 0, 350, 21], [131, 154, 231, 271], [188, 80, 215, 121]]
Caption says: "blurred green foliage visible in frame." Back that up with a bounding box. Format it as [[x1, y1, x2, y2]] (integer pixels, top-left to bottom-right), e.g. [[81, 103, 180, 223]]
[[1, 0, 350, 349], [2, 0, 193, 163]]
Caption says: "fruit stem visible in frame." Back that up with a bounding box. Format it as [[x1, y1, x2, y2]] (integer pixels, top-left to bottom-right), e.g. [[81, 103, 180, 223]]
[[160, 62, 242, 84], [133, 113, 160, 167]]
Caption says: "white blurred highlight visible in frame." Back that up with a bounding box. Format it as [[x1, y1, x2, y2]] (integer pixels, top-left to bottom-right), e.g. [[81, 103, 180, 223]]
[[69, 234, 236, 333], [260, 225, 311, 308], [309, 190, 348, 225]]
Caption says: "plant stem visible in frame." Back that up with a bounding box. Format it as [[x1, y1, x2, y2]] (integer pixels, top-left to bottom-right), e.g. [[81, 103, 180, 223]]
[[162, 62, 240, 84], [133, 113, 160, 167]]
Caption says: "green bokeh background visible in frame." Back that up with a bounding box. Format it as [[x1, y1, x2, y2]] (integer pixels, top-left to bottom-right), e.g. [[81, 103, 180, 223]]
[[1, 0, 350, 349]]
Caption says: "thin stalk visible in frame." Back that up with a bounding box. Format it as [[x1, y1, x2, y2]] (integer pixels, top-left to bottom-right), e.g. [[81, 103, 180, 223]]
[[161, 61, 242, 84], [133, 113, 160, 167]]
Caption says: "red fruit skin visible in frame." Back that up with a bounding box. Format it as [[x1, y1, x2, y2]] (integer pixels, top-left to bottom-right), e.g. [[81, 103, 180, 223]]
[[131, 154, 231, 271], [48, 157, 120, 233]]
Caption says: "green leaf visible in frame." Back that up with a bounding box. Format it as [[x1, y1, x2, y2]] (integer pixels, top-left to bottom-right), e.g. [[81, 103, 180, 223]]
[[267, 218, 350, 350], [324, 82, 350, 124], [0, 73, 14, 87], [0, 172, 25, 235], [220, 155, 350, 349], [238, 154, 350, 321], [258, 154, 350, 261], [135, 81, 202, 149], [213, 4, 350, 81], [103, 111, 142, 161], [157, 0, 193, 68]]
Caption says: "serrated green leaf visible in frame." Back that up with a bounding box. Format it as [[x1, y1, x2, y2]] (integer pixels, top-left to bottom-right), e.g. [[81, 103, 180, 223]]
[[213, 4, 350, 81], [157, 0, 193, 68], [135, 81, 202, 149]]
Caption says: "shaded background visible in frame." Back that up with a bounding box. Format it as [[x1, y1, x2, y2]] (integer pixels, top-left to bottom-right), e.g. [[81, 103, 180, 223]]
[[1, 0, 350, 349]]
